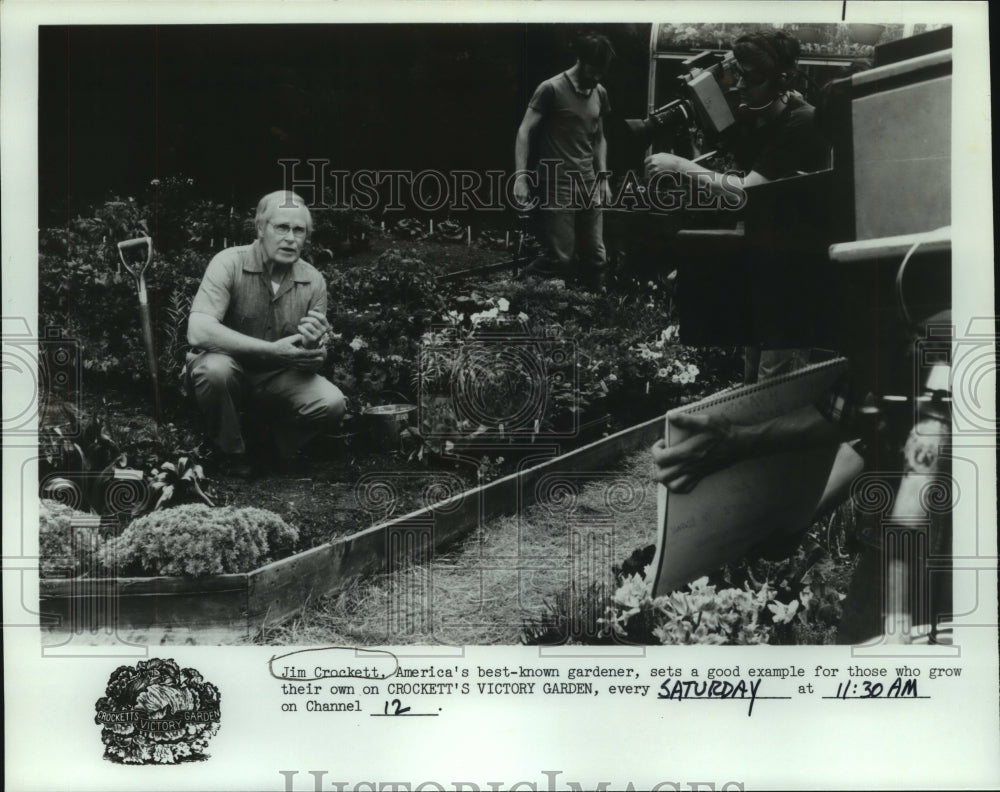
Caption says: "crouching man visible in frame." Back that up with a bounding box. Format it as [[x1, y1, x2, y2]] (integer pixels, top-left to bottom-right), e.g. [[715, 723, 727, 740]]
[[186, 190, 346, 477]]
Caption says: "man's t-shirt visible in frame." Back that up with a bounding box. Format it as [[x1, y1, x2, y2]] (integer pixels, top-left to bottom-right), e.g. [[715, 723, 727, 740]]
[[730, 93, 830, 181], [529, 73, 611, 205]]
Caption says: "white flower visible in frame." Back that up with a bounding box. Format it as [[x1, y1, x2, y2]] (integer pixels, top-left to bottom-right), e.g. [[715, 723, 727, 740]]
[[497, 297, 510, 312], [768, 600, 799, 625], [349, 337, 367, 351], [470, 307, 500, 326], [517, 311, 529, 321], [673, 365, 699, 385], [607, 373, 618, 382]]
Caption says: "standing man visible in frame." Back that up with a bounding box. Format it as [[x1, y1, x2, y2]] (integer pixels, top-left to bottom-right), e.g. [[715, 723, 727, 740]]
[[186, 190, 346, 477], [514, 31, 615, 286]]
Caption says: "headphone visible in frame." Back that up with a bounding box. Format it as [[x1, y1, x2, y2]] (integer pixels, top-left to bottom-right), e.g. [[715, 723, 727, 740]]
[[736, 72, 790, 113], [734, 31, 802, 114]]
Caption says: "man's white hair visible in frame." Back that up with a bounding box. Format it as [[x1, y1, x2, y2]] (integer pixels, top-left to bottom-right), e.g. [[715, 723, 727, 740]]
[[255, 190, 313, 235]]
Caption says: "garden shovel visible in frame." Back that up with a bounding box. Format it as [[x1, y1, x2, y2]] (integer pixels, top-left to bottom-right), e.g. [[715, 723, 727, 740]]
[[116, 236, 161, 413]]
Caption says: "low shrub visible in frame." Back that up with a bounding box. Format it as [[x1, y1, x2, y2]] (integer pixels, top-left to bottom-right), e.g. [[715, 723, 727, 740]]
[[39, 500, 105, 578], [103, 504, 299, 577]]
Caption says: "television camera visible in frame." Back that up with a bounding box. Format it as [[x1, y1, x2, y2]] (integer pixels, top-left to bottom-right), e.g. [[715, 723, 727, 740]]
[[623, 51, 743, 151]]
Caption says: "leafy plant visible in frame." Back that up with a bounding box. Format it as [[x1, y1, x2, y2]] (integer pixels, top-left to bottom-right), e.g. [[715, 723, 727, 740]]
[[159, 290, 193, 394], [477, 229, 510, 250], [710, 508, 857, 645], [599, 568, 793, 646], [319, 248, 445, 402], [521, 580, 616, 646], [390, 217, 429, 240], [142, 452, 214, 513], [310, 201, 379, 258], [430, 219, 466, 243], [476, 454, 507, 485], [39, 404, 129, 515]]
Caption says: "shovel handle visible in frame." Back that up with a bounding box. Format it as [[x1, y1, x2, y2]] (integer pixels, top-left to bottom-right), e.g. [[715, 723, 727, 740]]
[[139, 302, 159, 384], [117, 236, 153, 279]]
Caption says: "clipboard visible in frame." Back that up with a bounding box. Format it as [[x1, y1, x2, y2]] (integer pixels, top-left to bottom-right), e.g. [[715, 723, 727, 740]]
[[652, 357, 859, 596]]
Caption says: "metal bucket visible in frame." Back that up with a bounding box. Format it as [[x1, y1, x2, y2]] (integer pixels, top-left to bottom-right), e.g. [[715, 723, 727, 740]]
[[361, 404, 417, 451]]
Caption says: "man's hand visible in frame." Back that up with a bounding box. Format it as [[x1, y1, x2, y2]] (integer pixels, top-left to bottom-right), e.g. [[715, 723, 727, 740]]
[[297, 309, 331, 350], [271, 333, 326, 371], [597, 179, 612, 208], [513, 174, 534, 209], [651, 412, 747, 493], [644, 152, 690, 179]]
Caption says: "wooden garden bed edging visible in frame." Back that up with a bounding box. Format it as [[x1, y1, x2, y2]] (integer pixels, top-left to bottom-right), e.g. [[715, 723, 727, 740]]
[[40, 413, 665, 644]]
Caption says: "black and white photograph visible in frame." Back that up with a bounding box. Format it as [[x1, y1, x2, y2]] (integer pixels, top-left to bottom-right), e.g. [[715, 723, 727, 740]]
[[3, 1, 997, 790]]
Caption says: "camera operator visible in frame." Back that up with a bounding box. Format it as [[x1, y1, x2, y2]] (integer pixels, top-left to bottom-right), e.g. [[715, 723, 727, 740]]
[[645, 30, 833, 382], [647, 32, 838, 489], [644, 30, 830, 197]]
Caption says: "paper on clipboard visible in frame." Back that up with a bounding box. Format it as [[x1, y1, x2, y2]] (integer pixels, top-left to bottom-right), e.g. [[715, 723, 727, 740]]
[[652, 357, 851, 596]]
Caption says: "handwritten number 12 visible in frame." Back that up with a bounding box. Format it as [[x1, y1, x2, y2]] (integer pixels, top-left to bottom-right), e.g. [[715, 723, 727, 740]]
[[384, 698, 411, 716]]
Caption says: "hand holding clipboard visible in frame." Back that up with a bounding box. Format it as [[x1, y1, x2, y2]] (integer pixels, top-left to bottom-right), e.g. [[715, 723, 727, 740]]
[[650, 357, 864, 597]]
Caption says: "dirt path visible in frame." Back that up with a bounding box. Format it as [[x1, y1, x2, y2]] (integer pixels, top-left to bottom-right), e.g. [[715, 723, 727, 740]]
[[259, 449, 659, 646]]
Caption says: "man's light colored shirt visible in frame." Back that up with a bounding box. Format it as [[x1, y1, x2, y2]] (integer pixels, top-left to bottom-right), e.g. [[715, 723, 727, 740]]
[[191, 240, 327, 343]]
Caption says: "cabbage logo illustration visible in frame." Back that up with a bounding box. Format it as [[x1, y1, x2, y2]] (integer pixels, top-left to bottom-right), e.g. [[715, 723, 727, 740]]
[[94, 658, 221, 764]]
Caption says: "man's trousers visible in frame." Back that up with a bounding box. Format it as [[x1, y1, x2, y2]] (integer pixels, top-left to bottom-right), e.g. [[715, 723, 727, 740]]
[[186, 351, 346, 458]]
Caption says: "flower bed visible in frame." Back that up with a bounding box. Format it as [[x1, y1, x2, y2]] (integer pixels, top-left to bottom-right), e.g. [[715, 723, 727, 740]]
[[40, 413, 669, 644]]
